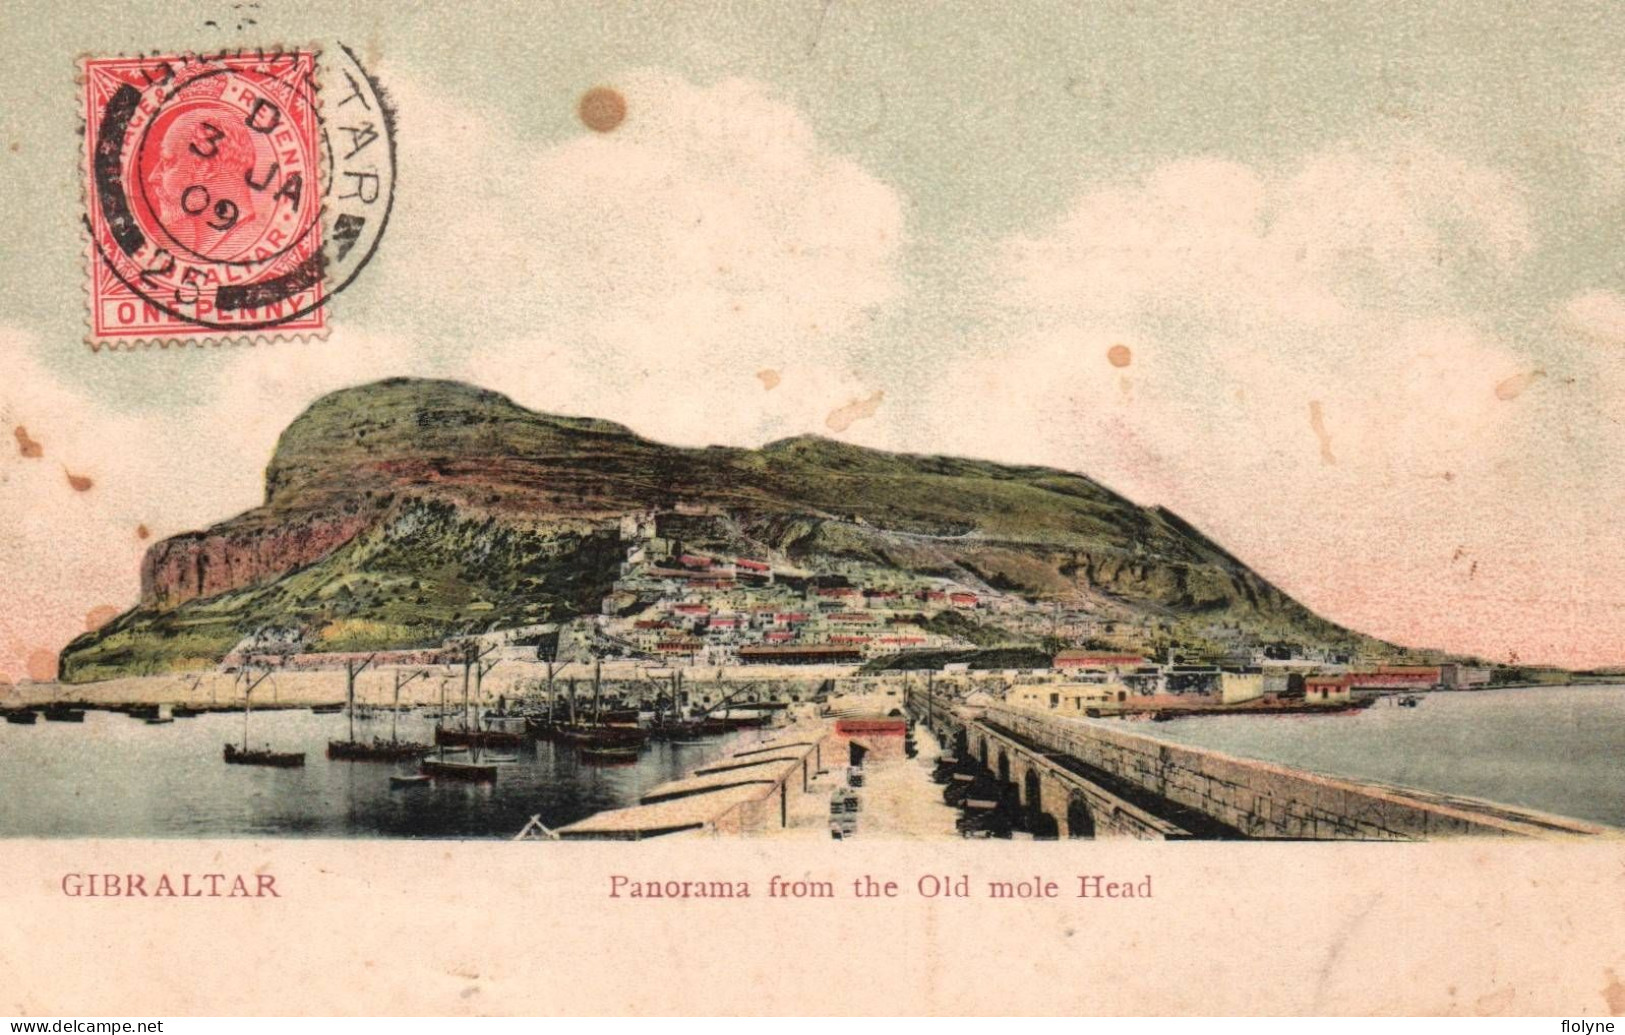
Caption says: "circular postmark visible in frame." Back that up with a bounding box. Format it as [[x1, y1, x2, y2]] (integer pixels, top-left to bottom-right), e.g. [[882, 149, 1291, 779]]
[[83, 44, 395, 337]]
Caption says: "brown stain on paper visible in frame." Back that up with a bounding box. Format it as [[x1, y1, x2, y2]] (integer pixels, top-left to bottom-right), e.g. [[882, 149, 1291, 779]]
[[578, 86, 627, 133], [84, 605, 120, 632], [756, 369, 782, 391], [1495, 369, 1546, 401], [825, 390, 884, 432], [1106, 343, 1133, 368], [136, 523, 150, 540], [1603, 969, 1625, 1014], [1308, 400, 1336, 465], [25, 649, 56, 683], [13, 425, 42, 458], [65, 470, 94, 492]]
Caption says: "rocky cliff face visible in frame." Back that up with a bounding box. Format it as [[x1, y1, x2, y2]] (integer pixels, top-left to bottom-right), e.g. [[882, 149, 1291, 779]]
[[139, 509, 381, 608]]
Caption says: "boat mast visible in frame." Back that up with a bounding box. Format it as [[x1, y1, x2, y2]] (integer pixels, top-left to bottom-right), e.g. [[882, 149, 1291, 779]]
[[593, 658, 602, 725], [437, 670, 449, 760], [346, 653, 378, 744], [240, 665, 274, 751], [474, 646, 500, 729], [462, 646, 473, 733], [393, 669, 427, 744], [568, 677, 577, 726]]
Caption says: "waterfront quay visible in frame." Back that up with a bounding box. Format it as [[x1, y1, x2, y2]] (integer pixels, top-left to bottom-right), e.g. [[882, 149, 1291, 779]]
[[9, 657, 1620, 841], [907, 687, 1614, 840]]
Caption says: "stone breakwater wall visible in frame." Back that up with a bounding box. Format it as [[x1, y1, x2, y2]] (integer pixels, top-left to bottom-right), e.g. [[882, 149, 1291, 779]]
[[983, 704, 1606, 839]]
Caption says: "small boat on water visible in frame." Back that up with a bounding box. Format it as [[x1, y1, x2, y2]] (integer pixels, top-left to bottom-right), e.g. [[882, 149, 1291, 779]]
[[327, 738, 434, 762], [579, 745, 641, 765], [420, 758, 497, 782], [389, 773, 432, 789], [482, 753, 521, 764], [555, 723, 650, 747], [172, 705, 203, 718], [44, 704, 87, 723], [310, 703, 344, 714], [1398, 693, 1421, 708], [224, 666, 304, 768], [435, 727, 524, 749], [5, 709, 37, 725], [223, 743, 305, 768], [146, 705, 175, 725]]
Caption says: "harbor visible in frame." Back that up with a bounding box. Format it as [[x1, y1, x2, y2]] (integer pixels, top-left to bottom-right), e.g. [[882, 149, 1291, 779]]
[[1, 672, 1620, 838]]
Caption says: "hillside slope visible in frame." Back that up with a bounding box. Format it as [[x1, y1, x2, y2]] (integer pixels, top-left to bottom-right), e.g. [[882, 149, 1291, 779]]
[[61, 378, 1380, 681]]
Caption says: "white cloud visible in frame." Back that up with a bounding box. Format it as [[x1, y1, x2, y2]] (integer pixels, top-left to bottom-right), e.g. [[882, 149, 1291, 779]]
[[378, 69, 906, 446], [1559, 290, 1625, 348], [920, 143, 1625, 662], [0, 70, 908, 676]]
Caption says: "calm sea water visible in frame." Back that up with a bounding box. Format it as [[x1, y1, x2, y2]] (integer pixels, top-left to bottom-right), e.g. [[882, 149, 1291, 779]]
[[1116, 685, 1625, 828], [0, 708, 755, 839]]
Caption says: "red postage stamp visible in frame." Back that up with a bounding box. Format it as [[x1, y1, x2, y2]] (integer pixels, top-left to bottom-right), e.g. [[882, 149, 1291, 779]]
[[82, 51, 325, 344], [80, 47, 395, 348]]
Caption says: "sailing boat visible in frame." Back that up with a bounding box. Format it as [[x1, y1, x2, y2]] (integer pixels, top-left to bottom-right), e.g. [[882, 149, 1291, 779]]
[[433, 645, 521, 750], [327, 658, 434, 761], [523, 659, 570, 740], [560, 659, 650, 752], [223, 666, 304, 767], [420, 645, 497, 782]]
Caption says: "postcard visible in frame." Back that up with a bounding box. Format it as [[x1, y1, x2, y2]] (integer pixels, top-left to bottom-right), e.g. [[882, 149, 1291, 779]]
[[2, 0, 1623, 1017]]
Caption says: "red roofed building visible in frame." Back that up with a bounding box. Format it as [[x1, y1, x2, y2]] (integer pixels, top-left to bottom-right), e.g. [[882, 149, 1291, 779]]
[[1305, 675, 1352, 704], [764, 630, 797, 643], [735, 558, 770, 573], [1053, 651, 1149, 671], [677, 554, 713, 570], [949, 592, 979, 608], [1347, 666, 1440, 689]]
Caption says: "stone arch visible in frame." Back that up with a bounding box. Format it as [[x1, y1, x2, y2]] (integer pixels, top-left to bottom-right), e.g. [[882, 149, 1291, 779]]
[[978, 735, 989, 769], [1067, 793, 1097, 839], [996, 748, 1010, 785], [1021, 768, 1060, 839], [953, 729, 968, 759]]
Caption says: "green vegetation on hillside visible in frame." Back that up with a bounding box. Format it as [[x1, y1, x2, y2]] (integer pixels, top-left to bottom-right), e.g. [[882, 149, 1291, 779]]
[[61, 378, 1392, 682]]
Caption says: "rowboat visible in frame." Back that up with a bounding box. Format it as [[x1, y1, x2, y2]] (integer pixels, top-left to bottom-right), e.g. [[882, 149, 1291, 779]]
[[223, 743, 305, 768], [579, 745, 641, 765], [420, 758, 497, 783], [389, 773, 432, 789], [434, 727, 524, 749], [326, 738, 434, 762]]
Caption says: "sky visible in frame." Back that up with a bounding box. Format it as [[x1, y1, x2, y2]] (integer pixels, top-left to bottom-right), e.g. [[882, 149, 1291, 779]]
[[5, 0, 1625, 679]]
